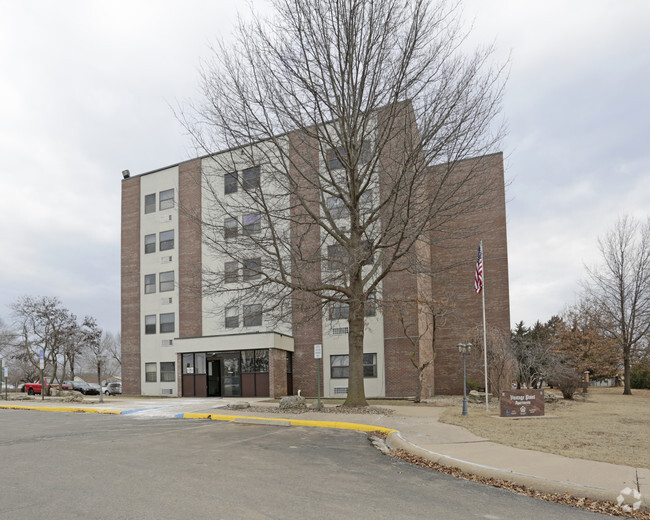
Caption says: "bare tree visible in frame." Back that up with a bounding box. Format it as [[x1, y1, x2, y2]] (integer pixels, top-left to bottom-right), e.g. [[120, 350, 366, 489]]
[[390, 294, 451, 403], [79, 316, 105, 386], [584, 216, 650, 395], [469, 325, 515, 397], [182, 0, 505, 406], [11, 296, 79, 395]]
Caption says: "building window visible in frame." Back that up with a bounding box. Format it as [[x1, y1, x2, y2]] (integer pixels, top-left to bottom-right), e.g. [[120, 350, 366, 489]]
[[160, 362, 175, 382], [243, 304, 262, 327], [159, 189, 174, 210], [160, 230, 174, 251], [224, 217, 238, 239], [160, 313, 175, 333], [144, 274, 156, 294], [225, 306, 239, 328], [224, 261, 239, 283], [145, 193, 156, 214], [224, 171, 237, 195], [159, 270, 174, 292], [328, 243, 348, 269], [241, 349, 268, 373], [360, 189, 373, 209], [242, 165, 261, 191], [330, 301, 349, 320], [243, 257, 261, 281], [145, 315, 156, 334], [326, 146, 344, 170], [145, 362, 157, 382], [330, 353, 376, 379], [326, 196, 349, 220], [243, 213, 261, 235], [145, 234, 156, 254]]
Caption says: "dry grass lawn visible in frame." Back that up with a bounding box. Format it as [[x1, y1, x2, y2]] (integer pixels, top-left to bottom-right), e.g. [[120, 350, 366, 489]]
[[439, 387, 650, 468]]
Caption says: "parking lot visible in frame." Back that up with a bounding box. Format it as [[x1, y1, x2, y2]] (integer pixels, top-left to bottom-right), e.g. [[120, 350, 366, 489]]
[[0, 410, 611, 519]]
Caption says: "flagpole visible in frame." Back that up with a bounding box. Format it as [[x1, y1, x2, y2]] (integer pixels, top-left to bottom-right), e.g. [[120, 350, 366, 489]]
[[481, 240, 489, 411]]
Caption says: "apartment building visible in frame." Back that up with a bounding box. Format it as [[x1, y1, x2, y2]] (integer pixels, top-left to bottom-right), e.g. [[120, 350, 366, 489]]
[[121, 124, 510, 399]]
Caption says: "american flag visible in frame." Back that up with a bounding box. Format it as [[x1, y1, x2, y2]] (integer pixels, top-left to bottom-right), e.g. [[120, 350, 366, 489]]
[[474, 244, 483, 294]]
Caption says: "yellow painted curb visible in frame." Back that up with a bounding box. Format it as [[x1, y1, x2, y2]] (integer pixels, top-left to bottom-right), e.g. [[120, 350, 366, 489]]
[[180, 412, 396, 435], [0, 404, 122, 415]]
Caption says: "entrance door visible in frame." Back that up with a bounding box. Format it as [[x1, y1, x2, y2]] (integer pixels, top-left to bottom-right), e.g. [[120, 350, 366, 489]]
[[207, 359, 221, 397]]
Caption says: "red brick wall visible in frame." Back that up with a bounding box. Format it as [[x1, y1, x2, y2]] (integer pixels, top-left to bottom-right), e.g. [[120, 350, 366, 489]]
[[429, 153, 510, 394], [289, 130, 323, 397], [178, 159, 203, 338], [121, 176, 141, 395]]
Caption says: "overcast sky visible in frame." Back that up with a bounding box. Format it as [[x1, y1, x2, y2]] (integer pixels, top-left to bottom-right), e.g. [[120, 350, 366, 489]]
[[1, 0, 649, 335]]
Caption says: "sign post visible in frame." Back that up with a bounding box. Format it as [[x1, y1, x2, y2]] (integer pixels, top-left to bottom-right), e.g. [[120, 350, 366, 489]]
[[314, 344, 322, 411], [39, 349, 45, 401]]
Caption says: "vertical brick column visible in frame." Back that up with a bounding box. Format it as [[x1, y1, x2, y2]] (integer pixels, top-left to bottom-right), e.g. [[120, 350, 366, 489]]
[[289, 130, 323, 397], [268, 348, 288, 398], [121, 176, 141, 395], [429, 153, 510, 394], [178, 158, 203, 338]]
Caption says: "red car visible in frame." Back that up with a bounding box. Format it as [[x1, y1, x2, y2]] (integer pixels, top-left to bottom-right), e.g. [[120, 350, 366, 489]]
[[24, 378, 72, 395]]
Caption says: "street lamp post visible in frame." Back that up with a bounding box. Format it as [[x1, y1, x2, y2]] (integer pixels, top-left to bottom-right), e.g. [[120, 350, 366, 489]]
[[457, 343, 472, 417]]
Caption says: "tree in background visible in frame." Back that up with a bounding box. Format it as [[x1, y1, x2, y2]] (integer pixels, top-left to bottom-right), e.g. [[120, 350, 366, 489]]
[[555, 302, 619, 381], [11, 296, 78, 394], [469, 325, 516, 397], [510, 319, 558, 389], [583, 216, 650, 395], [181, 0, 506, 406]]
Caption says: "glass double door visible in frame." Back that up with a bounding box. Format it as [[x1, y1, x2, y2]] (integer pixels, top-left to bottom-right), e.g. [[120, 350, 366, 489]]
[[207, 352, 241, 397]]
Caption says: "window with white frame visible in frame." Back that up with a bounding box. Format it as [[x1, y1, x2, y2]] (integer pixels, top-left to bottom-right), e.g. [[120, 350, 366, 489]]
[[224, 217, 238, 239], [243, 257, 261, 281], [160, 362, 175, 382], [224, 261, 239, 283], [145, 315, 156, 334], [329, 301, 349, 320], [225, 306, 239, 328], [159, 271, 174, 292], [144, 193, 156, 214], [330, 353, 376, 379], [242, 165, 261, 191], [145, 362, 157, 382], [243, 304, 262, 327], [144, 274, 156, 294], [224, 171, 237, 195], [364, 290, 377, 317], [159, 189, 174, 210], [326, 196, 349, 219], [160, 230, 174, 251], [160, 313, 175, 333], [144, 233, 156, 254], [243, 213, 261, 235], [328, 243, 348, 270]]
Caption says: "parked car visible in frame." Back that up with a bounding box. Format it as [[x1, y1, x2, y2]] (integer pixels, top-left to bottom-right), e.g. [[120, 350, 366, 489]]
[[25, 378, 72, 395], [103, 381, 122, 395], [65, 380, 100, 395]]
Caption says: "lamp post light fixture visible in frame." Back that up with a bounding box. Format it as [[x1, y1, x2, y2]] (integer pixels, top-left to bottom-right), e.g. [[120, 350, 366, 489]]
[[457, 343, 472, 416]]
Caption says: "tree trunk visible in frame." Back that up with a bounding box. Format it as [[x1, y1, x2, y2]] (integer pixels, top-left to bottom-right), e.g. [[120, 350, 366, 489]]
[[623, 344, 632, 395], [344, 276, 368, 407]]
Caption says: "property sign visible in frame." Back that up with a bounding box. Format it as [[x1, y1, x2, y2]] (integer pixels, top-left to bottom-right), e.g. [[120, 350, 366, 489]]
[[500, 389, 545, 417], [314, 344, 322, 359]]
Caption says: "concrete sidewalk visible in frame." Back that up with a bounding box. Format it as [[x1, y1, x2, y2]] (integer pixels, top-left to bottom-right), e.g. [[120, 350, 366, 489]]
[[2, 396, 647, 511]]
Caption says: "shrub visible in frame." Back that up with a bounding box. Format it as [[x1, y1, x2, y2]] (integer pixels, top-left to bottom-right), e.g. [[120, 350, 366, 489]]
[[548, 365, 582, 399], [630, 361, 650, 389]]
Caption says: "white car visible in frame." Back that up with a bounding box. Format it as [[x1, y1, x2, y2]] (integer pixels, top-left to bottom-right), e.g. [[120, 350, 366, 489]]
[[103, 382, 122, 395]]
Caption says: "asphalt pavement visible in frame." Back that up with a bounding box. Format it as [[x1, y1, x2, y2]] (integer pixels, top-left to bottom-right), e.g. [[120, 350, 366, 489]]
[[1, 395, 647, 512]]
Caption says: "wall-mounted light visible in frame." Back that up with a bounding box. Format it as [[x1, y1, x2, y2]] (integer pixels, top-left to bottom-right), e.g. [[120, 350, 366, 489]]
[[122, 169, 130, 179]]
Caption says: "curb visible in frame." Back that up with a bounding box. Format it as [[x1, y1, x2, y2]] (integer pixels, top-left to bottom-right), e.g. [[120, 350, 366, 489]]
[[386, 431, 649, 510], [178, 411, 396, 435], [0, 404, 122, 415]]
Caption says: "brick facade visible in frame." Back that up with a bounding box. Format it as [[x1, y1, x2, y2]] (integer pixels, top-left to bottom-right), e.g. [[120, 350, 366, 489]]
[[121, 176, 141, 395]]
